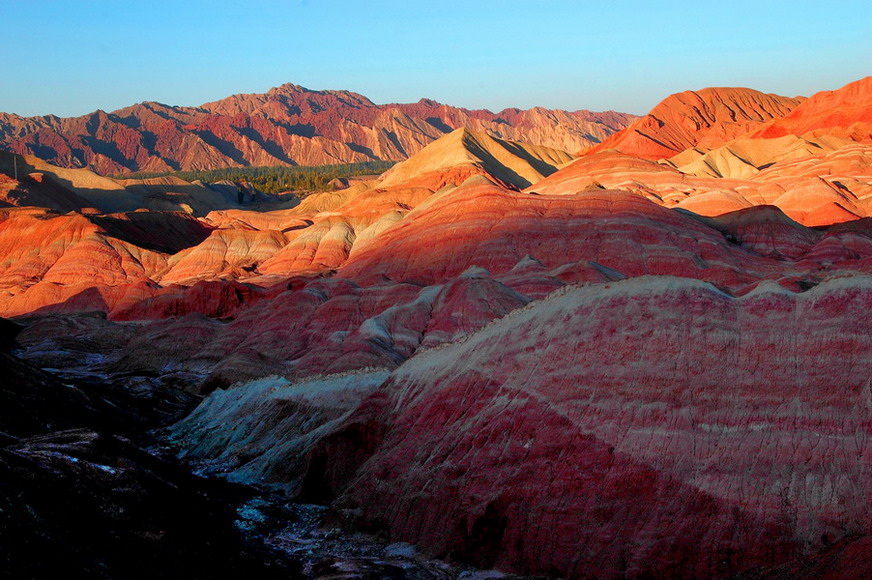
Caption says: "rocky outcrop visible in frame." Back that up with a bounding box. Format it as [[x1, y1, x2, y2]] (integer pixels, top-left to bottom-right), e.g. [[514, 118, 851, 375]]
[[5, 76, 872, 580], [162, 274, 872, 578]]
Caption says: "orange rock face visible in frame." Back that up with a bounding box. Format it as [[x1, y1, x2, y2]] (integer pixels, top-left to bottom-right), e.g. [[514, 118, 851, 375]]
[[751, 76, 872, 142], [585, 87, 803, 159]]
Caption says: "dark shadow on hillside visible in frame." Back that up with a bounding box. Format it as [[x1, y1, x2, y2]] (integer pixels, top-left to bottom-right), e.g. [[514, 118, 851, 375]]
[[81, 136, 134, 172], [192, 131, 249, 166], [496, 139, 565, 179], [89, 212, 215, 254], [346, 142, 377, 158], [27, 287, 110, 318], [234, 126, 294, 165], [426, 117, 454, 133]]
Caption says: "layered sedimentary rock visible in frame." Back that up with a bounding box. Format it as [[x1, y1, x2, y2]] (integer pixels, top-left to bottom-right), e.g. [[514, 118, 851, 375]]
[[660, 77, 872, 216], [303, 276, 872, 578], [530, 145, 872, 227], [160, 229, 289, 284], [3, 76, 872, 578], [0, 84, 634, 174], [377, 128, 575, 189], [171, 275, 872, 578], [339, 184, 774, 288], [3, 113, 872, 318]]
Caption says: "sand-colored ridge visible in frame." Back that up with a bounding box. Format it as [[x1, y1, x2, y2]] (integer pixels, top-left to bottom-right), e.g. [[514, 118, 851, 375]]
[[377, 128, 575, 189]]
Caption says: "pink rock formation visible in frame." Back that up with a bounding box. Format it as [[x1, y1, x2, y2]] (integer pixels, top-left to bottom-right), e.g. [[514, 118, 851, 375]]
[[4, 76, 872, 580], [160, 229, 288, 284], [705, 205, 822, 259]]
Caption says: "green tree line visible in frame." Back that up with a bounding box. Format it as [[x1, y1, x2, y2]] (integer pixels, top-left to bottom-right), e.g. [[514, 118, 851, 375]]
[[116, 161, 396, 195]]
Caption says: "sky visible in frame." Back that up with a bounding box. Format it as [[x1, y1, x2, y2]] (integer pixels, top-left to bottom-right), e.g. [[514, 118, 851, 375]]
[[2, 0, 870, 117]]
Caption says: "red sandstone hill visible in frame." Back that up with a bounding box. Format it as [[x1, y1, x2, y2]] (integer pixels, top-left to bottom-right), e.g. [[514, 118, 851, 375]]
[[584, 87, 803, 159], [530, 77, 872, 228], [0, 84, 634, 175], [664, 76, 872, 184], [750, 75, 872, 142]]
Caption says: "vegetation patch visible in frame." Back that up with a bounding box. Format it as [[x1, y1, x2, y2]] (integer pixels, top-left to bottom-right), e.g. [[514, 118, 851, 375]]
[[115, 161, 396, 195]]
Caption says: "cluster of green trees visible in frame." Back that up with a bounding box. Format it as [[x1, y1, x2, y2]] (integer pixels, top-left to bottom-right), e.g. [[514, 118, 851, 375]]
[[119, 161, 396, 195]]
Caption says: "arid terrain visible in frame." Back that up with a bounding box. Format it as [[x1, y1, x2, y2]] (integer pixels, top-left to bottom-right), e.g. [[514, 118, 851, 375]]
[[2, 76, 871, 579]]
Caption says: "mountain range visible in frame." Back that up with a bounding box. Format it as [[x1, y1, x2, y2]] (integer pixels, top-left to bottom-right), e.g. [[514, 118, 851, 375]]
[[0, 84, 634, 174]]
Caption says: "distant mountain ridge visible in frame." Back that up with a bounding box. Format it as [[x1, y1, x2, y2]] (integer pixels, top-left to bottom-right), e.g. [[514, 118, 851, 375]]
[[0, 83, 635, 175]]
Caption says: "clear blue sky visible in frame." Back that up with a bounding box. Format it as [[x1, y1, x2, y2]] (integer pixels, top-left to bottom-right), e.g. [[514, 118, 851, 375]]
[[2, 0, 870, 117]]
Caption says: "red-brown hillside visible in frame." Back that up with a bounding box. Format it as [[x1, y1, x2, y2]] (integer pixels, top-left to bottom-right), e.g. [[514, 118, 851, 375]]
[[585, 87, 803, 159]]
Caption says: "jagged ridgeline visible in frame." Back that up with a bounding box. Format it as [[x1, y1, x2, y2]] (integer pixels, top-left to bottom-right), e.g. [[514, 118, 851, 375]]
[[112, 160, 396, 194]]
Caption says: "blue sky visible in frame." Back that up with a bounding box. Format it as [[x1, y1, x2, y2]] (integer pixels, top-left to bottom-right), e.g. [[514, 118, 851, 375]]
[[3, 0, 870, 117]]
